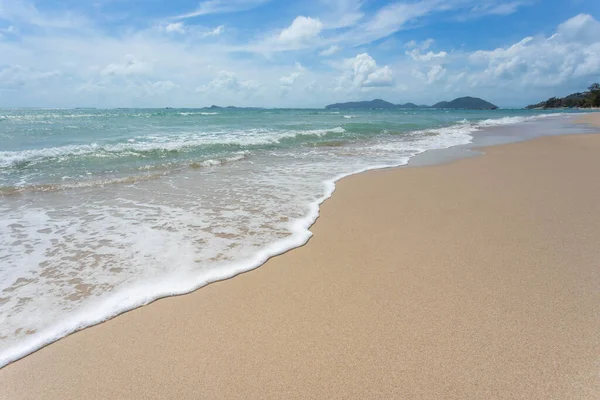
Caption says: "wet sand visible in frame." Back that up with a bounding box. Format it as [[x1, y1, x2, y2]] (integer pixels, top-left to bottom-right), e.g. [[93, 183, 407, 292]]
[[1, 114, 600, 399]]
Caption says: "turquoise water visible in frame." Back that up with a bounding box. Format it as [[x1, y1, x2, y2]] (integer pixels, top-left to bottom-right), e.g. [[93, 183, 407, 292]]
[[0, 107, 585, 367], [0, 108, 578, 190]]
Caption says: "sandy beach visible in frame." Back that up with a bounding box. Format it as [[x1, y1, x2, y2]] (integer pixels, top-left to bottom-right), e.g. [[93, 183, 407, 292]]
[[2, 114, 600, 399]]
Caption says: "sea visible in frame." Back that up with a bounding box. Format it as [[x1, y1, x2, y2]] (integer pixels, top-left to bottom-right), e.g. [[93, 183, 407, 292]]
[[0, 107, 593, 367]]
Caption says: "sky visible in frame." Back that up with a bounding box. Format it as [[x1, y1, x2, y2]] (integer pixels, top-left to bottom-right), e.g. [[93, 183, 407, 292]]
[[0, 0, 599, 108]]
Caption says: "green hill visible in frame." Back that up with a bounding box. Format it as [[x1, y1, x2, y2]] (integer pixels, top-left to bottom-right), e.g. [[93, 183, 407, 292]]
[[526, 83, 600, 109], [325, 99, 398, 109], [431, 97, 497, 109], [398, 102, 426, 108]]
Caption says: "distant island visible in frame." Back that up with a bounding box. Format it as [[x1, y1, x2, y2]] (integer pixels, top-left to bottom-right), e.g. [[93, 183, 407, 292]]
[[325, 96, 498, 110], [430, 97, 497, 109], [526, 83, 600, 109], [206, 105, 265, 110], [324, 99, 427, 110]]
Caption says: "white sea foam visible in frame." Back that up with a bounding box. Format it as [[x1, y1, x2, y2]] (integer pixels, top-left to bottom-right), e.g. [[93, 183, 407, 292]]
[[178, 112, 219, 116], [0, 143, 101, 168], [0, 127, 346, 169], [476, 113, 563, 127], [194, 153, 248, 167], [303, 126, 345, 135]]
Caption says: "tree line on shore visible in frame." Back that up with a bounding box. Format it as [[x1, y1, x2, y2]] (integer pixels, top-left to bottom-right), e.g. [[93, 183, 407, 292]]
[[526, 83, 600, 109]]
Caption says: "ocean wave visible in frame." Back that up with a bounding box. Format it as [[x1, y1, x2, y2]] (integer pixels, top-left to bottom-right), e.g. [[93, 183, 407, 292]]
[[189, 152, 249, 168], [398, 112, 569, 149], [178, 112, 219, 116], [404, 113, 565, 142], [0, 127, 347, 169], [0, 172, 169, 196], [302, 126, 345, 135], [0, 110, 223, 121], [1, 113, 113, 121], [476, 113, 564, 127]]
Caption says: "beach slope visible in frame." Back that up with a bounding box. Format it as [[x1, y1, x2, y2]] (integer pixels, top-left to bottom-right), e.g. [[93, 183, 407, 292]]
[[2, 118, 600, 399]]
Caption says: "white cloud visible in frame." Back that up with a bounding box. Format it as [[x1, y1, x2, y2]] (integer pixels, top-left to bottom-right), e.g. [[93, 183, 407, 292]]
[[0, 0, 89, 29], [404, 40, 418, 49], [279, 63, 306, 87], [198, 70, 260, 93], [339, 1, 533, 47], [202, 25, 224, 37], [0, 65, 59, 88], [278, 16, 323, 44], [556, 13, 600, 44], [0, 65, 26, 88], [468, 14, 600, 88], [279, 72, 302, 87], [135, 80, 179, 97], [101, 55, 153, 77], [304, 80, 319, 92], [426, 65, 447, 83], [412, 64, 447, 84], [354, 0, 438, 44], [336, 53, 394, 90], [165, 22, 185, 34], [469, 1, 530, 17], [319, 45, 341, 56], [174, 0, 271, 19], [364, 65, 393, 87], [226, 1, 532, 54], [76, 80, 109, 93], [294, 62, 306, 72], [160, 22, 223, 38], [243, 16, 323, 52], [0, 25, 16, 34], [319, 0, 364, 29], [408, 49, 448, 61], [148, 80, 178, 92], [77, 79, 179, 101], [405, 38, 434, 51]]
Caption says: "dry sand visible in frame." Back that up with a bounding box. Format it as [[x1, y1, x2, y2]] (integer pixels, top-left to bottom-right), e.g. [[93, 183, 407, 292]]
[[2, 114, 600, 399]]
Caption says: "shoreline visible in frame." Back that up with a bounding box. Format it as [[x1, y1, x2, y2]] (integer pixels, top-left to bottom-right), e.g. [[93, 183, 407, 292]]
[[2, 112, 569, 368], [2, 115, 600, 399], [0, 112, 590, 369]]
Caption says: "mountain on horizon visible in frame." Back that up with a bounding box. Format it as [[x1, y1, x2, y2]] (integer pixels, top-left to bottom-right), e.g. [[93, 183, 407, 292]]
[[431, 97, 497, 109], [324, 99, 399, 109], [325, 96, 498, 110]]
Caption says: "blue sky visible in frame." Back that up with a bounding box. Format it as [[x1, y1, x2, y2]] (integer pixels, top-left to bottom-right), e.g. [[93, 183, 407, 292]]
[[0, 0, 599, 108]]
